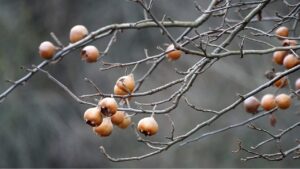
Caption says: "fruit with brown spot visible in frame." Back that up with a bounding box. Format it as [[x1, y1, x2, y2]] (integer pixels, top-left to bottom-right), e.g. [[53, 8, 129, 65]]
[[83, 107, 102, 127], [137, 116, 158, 136], [81, 45, 100, 63], [98, 97, 118, 117]]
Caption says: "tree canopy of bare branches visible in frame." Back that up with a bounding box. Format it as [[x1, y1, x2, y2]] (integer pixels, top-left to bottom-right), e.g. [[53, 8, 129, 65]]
[[0, 0, 299, 167]]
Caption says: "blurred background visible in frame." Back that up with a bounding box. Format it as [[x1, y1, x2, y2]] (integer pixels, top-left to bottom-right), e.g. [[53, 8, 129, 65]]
[[0, 0, 299, 167]]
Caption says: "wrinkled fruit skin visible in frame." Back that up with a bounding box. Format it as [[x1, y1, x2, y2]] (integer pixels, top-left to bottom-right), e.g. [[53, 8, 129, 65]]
[[39, 41, 56, 59], [81, 45, 100, 63], [98, 98, 118, 117], [261, 94, 276, 111], [166, 44, 182, 61], [70, 25, 88, 43], [83, 107, 102, 127], [137, 116, 158, 136], [93, 118, 113, 137], [243, 96, 260, 114], [275, 93, 292, 110]]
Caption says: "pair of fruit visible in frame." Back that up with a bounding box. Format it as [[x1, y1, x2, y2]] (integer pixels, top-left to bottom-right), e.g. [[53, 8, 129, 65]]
[[273, 26, 299, 69], [71, 25, 100, 63], [39, 25, 100, 63], [244, 93, 292, 114]]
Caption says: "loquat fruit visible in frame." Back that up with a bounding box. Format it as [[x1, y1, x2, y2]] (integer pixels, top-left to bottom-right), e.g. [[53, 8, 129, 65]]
[[93, 117, 113, 137], [261, 94, 276, 111], [166, 44, 182, 61], [275, 93, 292, 110], [275, 26, 289, 39], [98, 97, 118, 117], [118, 114, 132, 129], [39, 41, 56, 59], [83, 107, 102, 127], [114, 74, 135, 95], [111, 111, 125, 125], [243, 96, 260, 114], [272, 51, 288, 65], [283, 54, 300, 69], [70, 25, 88, 43], [81, 45, 100, 63], [137, 116, 158, 136]]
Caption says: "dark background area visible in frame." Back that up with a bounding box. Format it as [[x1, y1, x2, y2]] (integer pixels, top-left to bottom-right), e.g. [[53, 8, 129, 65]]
[[0, 0, 299, 167]]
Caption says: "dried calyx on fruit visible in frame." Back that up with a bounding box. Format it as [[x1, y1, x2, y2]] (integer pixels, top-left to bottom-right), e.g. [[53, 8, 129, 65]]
[[114, 74, 135, 95], [165, 44, 182, 61], [70, 25, 88, 43], [83, 107, 102, 127], [282, 39, 297, 47], [137, 116, 158, 136], [243, 96, 260, 114], [93, 117, 113, 137], [98, 97, 118, 116], [39, 41, 56, 59], [81, 45, 100, 63]]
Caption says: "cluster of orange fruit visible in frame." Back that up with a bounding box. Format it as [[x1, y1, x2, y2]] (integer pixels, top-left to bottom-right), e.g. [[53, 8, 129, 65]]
[[83, 74, 159, 137], [38, 24, 183, 63], [39, 25, 99, 63], [273, 26, 300, 68], [243, 26, 300, 126], [37, 24, 184, 137]]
